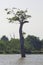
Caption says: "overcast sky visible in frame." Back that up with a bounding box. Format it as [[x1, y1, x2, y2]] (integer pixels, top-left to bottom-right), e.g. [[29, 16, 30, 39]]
[[0, 0, 43, 39]]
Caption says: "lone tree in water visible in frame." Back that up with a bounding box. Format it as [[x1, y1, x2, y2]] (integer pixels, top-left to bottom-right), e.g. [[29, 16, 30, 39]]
[[5, 8, 31, 57]]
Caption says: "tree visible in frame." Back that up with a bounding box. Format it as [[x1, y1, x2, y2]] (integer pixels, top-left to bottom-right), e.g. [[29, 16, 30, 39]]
[[1, 35, 9, 41], [5, 8, 31, 57], [25, 35, 41, 51]]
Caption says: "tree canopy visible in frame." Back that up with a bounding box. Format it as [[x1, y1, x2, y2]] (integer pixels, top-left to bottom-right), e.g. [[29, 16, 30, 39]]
[[5, 8, 31, 23]]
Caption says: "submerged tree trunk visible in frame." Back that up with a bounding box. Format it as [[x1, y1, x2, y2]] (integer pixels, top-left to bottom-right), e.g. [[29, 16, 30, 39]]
[[19, 22, 25, 57]]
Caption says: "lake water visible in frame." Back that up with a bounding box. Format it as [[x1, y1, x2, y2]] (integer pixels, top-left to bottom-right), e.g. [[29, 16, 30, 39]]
[[0, 54, 43, 65]]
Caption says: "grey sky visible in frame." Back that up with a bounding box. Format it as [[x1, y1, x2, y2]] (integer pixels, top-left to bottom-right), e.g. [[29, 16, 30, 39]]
[[0, 0, 43, 39]]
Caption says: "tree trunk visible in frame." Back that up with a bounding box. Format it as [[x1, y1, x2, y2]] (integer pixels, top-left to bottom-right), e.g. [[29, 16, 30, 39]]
[[19, 22, 25, 57]]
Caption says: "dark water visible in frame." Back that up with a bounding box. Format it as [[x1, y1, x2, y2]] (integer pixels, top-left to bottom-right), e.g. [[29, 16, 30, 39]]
[[0, 54, 43, 65]]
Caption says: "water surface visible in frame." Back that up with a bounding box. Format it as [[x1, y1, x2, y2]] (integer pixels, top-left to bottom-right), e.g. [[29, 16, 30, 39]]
[[0, 54, 43, 65]]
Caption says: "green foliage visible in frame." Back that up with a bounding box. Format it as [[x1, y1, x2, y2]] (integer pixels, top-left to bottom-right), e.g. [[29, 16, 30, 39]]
[[25, 35, 42, 54], [1, 35, 8, 41], [0, 35, 43, 54], [41, 40, 43, 51], [5, 8, 31, 23], [7, 16, 19, 23]]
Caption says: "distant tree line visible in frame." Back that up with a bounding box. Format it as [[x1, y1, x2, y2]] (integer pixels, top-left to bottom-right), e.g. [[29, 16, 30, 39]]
[[0, 35, 43, 54]]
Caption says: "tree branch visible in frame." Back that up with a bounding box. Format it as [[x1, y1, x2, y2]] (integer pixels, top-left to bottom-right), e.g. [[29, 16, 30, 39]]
[[23, 21, 29, 24]]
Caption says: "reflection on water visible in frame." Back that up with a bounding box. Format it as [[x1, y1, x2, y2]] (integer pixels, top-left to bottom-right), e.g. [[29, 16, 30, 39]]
[[0, 54, 43, 65], [16, 57, 26, 65]]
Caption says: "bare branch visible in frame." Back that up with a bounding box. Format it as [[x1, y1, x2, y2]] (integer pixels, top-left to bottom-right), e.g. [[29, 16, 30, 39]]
[[23, 21, 29, 24]]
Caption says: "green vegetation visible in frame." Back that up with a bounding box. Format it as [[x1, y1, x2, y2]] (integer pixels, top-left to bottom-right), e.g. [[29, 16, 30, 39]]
[[0, 35, 43, 54]]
